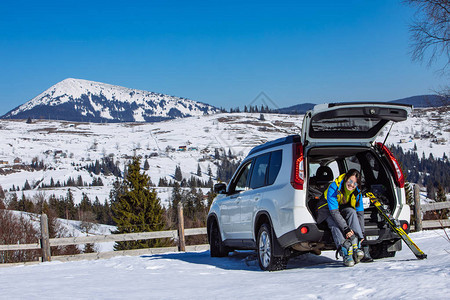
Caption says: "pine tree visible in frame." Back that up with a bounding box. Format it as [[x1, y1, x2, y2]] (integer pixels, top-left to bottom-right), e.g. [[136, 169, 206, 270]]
[[174, 165, 183, 181], [435, 184, 449, 219], [94, 160, 101, 175], [168, 182, 183, 226], [79, 193, 92, 213], [197, 164, 202, 177], [64, 189, 77, 219], [7, 193, 18, 210], [76, 175, 84, 186], [144, 159, 150, 171], [23, 180, 31, 190], [112, 157, 165, 250]]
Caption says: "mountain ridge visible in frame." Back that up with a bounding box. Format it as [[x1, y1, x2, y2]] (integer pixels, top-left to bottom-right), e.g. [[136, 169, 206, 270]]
[[2, 78, 446, 122], [1, 78, 219, 123]]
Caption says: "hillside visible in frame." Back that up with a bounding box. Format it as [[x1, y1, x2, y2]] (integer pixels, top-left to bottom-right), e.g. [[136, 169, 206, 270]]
[[1, 229, 449, 298], [0, 108, 448, 206], [1, 78, 219, 123]]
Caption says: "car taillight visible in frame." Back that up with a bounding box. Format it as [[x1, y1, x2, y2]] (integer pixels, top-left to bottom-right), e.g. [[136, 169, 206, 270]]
[[300, 226, 308, 234], [377, 142, 405, 188], [291, 142, 304, 190], [400, 221, 410, 233]]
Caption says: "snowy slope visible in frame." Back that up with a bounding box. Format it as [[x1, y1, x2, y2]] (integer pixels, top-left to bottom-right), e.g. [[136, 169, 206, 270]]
[[1, 78, 219, 122], [0, 108, 448, 207], [0, 229, 449, 299]]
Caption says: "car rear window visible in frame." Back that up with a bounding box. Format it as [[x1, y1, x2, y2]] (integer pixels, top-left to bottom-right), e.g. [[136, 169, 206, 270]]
[[311, 117, 383, 138], [267, 150, 282, 185]]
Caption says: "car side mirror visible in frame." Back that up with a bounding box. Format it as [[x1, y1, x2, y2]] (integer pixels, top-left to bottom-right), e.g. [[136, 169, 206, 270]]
[[214, 183, 227, 194]]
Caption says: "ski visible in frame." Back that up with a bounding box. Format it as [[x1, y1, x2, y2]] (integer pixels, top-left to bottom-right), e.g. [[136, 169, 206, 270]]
[[365, 192, 427, 260]]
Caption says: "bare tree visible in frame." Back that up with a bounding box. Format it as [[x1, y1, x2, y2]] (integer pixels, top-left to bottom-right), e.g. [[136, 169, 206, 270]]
[[404, 0, 450, 72]]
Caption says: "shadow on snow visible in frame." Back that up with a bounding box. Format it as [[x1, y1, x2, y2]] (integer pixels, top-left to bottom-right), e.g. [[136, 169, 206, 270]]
[[141, 250, 341, 271]]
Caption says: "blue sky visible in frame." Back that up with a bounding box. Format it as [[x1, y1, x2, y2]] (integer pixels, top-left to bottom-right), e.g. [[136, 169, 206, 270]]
[[0, 0, 447, 115]]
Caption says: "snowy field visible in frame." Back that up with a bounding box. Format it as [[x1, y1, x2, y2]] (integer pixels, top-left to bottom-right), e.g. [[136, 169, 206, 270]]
[[1, 229, 449, 299], [0, 108, 448, 206]]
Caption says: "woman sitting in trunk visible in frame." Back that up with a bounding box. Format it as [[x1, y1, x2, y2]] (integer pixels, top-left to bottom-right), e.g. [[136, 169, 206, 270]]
[[316, 169, 371, 266]]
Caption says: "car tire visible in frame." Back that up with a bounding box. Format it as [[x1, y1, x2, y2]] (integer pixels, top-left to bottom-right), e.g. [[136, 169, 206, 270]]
[[209, 220, 229, 257], [257, 223, 287, 271]]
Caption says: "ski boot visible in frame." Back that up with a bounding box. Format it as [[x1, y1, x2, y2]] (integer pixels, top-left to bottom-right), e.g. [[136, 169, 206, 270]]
[[350, 236, 364, 264], [361, 245, 374, 263], [341, 239, 355, 267]]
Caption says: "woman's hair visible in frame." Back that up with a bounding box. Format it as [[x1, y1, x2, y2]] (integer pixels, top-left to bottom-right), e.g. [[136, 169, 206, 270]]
[[342, 169, 361, 190]]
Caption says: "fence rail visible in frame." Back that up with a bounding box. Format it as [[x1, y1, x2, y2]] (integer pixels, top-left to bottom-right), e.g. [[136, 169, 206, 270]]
[[420, 201, 450, 212], [0, 228, 207, 251], [412, 184, 450, 231]]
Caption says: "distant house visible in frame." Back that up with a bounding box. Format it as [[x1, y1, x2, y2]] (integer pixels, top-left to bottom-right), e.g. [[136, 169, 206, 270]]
[[0, 160, 9, 165], [178, 146, 187, 152], [13, 157, 21, 164], [54, 150, 64, 158]]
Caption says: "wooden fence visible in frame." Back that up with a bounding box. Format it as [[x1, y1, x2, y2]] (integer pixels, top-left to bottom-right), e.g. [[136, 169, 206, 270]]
[[1, 188, 449, 266], [412, 184, 450, 230], [0, 203, 208, 266]]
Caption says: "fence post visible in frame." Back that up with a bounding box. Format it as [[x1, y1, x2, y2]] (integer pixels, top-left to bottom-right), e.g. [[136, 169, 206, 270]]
[[40, 214, 51, 262], [177, 202, 186, 251], [413, 184, 422, 232]]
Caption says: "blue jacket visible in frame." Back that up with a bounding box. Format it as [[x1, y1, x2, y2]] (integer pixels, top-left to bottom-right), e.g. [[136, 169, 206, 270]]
[[316, 173, 364, 235], [322, 173, 363, 212]]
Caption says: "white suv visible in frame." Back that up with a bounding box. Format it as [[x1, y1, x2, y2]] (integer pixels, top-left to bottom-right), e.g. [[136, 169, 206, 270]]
[[207, 103, 413, 270]]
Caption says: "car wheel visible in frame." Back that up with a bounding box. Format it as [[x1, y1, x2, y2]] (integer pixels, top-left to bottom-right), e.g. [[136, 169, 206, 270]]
[[209, 220, 229, 257], [257, 223, 287, 271]]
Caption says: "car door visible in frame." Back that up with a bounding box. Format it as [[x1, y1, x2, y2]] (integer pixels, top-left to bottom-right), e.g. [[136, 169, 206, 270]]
[[235, 153, 271, 239], [218, 160, 252, 240], [301, 103, 412, 147]]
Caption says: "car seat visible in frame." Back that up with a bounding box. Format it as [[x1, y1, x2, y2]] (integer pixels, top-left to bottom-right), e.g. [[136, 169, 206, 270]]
[[308, 165, 334, 220], [315, 166, 333, 192]]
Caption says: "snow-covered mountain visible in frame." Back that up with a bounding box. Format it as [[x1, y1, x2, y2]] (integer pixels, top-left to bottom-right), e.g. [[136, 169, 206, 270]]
[[1, 78, 219, 122]]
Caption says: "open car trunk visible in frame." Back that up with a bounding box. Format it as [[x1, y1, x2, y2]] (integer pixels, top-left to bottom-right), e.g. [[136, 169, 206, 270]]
[[302, 102, 412, 147], [306, 146, 399, 246]]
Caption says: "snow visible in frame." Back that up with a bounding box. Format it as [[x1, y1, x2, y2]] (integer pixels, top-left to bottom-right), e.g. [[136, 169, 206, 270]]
[[0, 229, 448, 299], [0, 108, 448, 207]]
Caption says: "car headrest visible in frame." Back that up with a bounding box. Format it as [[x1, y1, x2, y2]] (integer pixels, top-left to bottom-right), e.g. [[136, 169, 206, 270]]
[[316, 166, 333, 182]]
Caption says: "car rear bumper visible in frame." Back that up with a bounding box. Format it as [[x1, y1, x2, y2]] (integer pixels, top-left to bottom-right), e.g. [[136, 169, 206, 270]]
[[277, 223, 333, 250], [277, 222, 404, 250]]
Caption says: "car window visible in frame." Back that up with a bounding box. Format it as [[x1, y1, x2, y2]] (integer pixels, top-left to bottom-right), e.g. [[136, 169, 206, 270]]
[[365, 152, 380, 180], [267, 150, 282, 185], [345, 155, 361, 171], [328, 161, 339, 178], [344, 156, 364, 185], [309, 163, 320, 178], [234, 162, 252, 193], [250, 153, 270, 189]]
